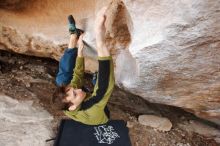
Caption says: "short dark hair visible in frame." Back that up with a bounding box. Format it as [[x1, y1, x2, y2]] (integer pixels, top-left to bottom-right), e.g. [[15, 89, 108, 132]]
[[52, 86, 68, 110]]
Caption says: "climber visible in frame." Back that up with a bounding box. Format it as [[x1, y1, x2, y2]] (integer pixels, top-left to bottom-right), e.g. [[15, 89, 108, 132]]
[[52, 8, 114, 125]]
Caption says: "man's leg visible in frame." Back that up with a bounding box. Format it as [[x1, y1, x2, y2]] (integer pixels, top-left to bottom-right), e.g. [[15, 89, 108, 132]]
[[68, 34, 78, 49], [55, 34, 78, 86], [56, 14, 83, 86]]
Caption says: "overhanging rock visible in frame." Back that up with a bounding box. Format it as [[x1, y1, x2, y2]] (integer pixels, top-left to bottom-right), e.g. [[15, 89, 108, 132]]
[[0, 0, 219, 124]]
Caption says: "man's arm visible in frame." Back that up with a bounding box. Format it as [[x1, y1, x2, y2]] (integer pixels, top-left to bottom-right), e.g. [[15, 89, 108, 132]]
[[80, 55, 115, 110], [70, 57, 84, 88], [80, 7, 115, 110], [70, 34, 85, 88]]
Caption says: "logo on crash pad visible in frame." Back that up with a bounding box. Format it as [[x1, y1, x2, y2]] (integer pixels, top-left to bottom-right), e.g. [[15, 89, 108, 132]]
[[94, 125, 120, 144]]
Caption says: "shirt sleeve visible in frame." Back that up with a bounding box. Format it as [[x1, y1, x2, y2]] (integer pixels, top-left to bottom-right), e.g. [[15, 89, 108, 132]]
[[70, 57, 85, 88], [80, 56, 115, 110]]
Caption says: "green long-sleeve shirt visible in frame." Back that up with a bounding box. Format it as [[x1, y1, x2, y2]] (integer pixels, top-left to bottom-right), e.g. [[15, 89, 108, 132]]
[[64, 56, 115, 125]]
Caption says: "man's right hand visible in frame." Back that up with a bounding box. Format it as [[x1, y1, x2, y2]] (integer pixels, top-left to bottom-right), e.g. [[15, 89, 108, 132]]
[[95, 7, 110, 57]]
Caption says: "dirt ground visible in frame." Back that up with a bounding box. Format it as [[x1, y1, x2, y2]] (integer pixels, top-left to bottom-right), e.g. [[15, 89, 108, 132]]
[[0, 50, 219, 146]]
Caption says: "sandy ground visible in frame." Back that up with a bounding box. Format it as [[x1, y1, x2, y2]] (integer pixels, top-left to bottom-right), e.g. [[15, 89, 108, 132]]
[[0, 50, 219, 146]]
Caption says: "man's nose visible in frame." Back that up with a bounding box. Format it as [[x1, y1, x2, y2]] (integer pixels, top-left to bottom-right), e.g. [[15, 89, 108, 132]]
[[66, 96, 71, 102], [77, 89, 82, 92]]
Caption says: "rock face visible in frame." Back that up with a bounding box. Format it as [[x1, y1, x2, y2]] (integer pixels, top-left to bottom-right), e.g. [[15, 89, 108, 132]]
[[179, 120, 220, 143], [0, 94, 53, 146], [0, 0, 220, 124]]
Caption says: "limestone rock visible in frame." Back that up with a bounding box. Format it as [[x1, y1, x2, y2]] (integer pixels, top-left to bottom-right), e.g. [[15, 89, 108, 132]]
[[120, 0, 220, 125], [179, 120, 220, 144], [0, 94, 53, 146], [138, 115, 172, 132], [0, 0, 220, 124]]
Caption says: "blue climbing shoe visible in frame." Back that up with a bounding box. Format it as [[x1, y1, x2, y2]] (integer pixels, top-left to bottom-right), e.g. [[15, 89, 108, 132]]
[[68, 15, 84, 37]]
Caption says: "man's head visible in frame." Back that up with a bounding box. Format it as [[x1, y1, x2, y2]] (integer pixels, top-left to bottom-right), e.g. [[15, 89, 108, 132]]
[[52, 86, 86, 111]]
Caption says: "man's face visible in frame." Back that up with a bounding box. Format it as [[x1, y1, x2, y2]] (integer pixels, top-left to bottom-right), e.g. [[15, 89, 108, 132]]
[[63, 87, 86, 111]]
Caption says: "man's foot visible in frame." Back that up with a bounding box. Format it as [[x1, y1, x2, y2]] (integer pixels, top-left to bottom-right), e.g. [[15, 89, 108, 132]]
[[76, 28, 84, 37], [68, 15, 84, 37], [68, 15, 76, 34]]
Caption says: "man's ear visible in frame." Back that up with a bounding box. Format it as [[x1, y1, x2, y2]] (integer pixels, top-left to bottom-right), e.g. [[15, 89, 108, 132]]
[[62, 97, 68, 103]]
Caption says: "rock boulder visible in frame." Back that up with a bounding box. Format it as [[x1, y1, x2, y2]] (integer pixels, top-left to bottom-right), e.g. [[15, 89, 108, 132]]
[[0, 0, 219, 124]]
